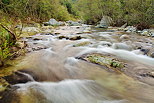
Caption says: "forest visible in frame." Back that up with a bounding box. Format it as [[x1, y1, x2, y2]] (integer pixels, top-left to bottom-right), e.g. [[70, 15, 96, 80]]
[[0, 0, 153, 24]]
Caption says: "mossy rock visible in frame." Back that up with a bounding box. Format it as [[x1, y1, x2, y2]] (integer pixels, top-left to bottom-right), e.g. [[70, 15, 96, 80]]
[[77, 53, 125, 72], [73, 41, 91, 47]]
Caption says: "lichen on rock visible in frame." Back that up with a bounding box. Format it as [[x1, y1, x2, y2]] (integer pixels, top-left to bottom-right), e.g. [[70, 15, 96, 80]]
[[77, 53, 125, 72]]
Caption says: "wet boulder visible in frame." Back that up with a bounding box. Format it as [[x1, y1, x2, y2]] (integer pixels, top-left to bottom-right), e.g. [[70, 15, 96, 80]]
[[150, 52, 154, 58], [69, 36, 82, 40], [4, 71, 34, 85], [112, 43, 132, 51], [58, 36, 69, 40], [120, 35, 130, 40], [99, 41, 112, 47]]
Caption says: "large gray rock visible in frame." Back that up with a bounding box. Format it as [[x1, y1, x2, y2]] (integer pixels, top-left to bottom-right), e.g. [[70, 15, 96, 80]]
[[43, 18, 65, 26], [96, 16, 113, 28]]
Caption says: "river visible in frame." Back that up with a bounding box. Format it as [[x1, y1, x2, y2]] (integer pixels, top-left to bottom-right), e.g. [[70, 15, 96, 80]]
[[1, 25, 154, 103]]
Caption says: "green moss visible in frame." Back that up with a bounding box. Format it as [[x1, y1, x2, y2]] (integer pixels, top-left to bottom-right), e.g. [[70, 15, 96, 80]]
[[86, 54, 124, 69]]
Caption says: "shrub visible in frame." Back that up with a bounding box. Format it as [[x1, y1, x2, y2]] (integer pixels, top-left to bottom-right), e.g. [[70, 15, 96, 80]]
[[0, 29, 12, 66]]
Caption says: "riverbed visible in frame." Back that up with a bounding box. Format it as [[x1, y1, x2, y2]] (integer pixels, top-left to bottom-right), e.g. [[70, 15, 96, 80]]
[[1, 25, 154, 103]]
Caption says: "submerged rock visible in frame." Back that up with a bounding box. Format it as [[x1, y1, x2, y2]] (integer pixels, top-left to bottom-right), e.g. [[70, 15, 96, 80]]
[[99, 41, 112, 47], [112, 43, 132, 51], [120, 35, 130, 40]]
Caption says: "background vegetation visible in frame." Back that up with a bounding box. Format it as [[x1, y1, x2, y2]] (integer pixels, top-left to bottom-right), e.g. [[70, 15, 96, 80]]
[[75, 0, 154, 25], [0, 0, 153, 25]]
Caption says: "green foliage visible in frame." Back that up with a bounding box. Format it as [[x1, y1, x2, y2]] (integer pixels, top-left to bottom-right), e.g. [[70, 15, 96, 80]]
[[0, 0, 153, 26], [0, 0, 74, 22], [60, 0, 79, 17], [0, 29, 12, 66], [75, 0, 154, 25]]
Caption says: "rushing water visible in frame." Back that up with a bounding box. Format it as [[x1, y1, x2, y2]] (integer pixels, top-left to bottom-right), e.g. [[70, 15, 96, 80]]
[[2, 26, 154, 103]]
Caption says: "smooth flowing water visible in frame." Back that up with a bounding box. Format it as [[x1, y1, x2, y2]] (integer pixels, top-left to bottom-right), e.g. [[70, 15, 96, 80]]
[[3, 26, 154, 103]]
